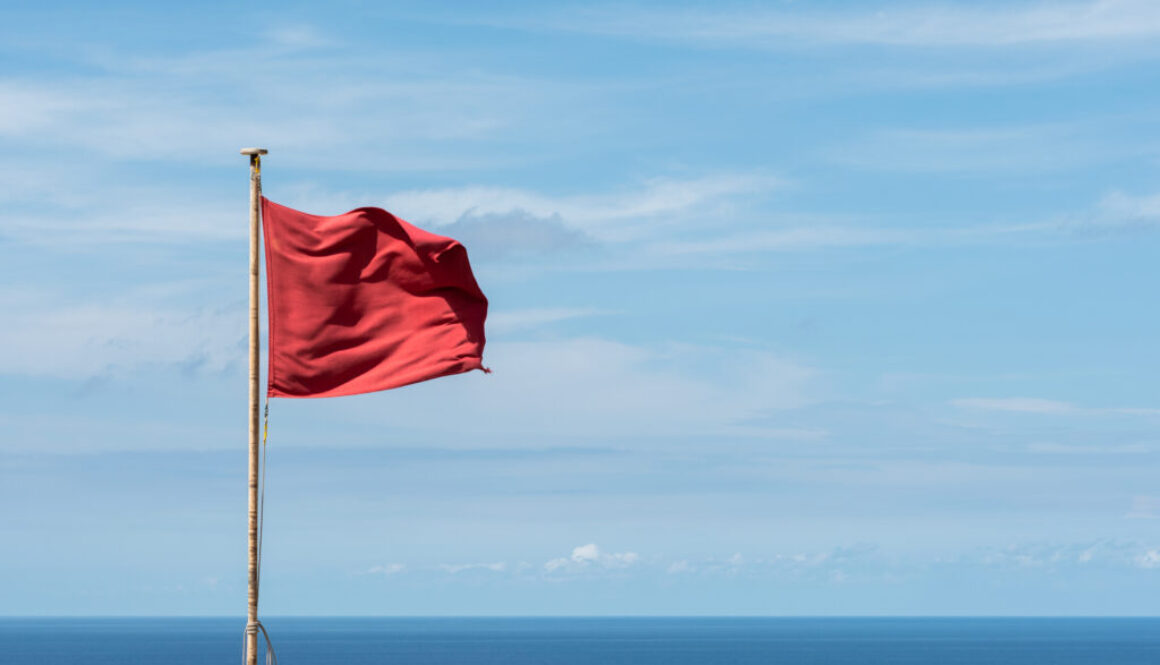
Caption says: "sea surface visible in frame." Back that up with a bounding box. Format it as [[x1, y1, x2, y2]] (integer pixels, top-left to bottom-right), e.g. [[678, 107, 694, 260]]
[[3, 617, 1159, 664]]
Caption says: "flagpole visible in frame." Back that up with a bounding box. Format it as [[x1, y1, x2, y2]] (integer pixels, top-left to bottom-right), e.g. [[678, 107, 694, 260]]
[[240, 146, 267, 665]]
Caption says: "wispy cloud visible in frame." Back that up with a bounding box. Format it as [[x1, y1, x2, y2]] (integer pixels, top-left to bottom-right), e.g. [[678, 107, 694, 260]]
[[383, 174, 782, 244], [0, 305, 822, 443], [0, 287, 243, 379], [375, 338, 819, 440], [434, 210, 595, 258], [1126, 495, 1160, 519], [488, 308, 613, 335], [391, 541, 1160, 582], [262, 24, 332, 50], [535, 546, 886, 584], [364, 563, 406, 576], [496, 1, 1160, 49], [952, 397, 1076, 414], [284, 174, 1159, 267], [1025, 442, 1159, 455], [1063, 190, 1160, 233], [826, 124, 1148, 174], [2, 168, 778, 251], [439, 562, 507, 574], [952, 397, 1160, 416], [646, 222, 1049, 257], [645, 183, 1160, 260], [0, 35, 590, 170], [964, 540, 1160, 572], [9, 150, 1153, 259]]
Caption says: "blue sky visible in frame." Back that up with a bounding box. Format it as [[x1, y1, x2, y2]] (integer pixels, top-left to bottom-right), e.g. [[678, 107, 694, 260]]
[[4, 0, 1160, 616]]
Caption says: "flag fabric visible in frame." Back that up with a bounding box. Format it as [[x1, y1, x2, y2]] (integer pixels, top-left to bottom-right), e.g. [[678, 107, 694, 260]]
[[261, 197, 488, 398]]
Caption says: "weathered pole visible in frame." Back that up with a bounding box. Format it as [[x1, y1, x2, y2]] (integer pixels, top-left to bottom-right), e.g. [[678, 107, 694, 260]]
[[240, 147, 267, 665]]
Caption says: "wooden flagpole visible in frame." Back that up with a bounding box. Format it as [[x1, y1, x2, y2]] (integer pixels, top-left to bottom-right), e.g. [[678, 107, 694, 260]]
[[241, 146, 267, 665]]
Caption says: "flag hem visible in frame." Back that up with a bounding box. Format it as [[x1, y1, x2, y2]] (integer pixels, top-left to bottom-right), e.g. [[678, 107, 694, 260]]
[[260, 196, 280, 398], [267, 359, 487, 399]]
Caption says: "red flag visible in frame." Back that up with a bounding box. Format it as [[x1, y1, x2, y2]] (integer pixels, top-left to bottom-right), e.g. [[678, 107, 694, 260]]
[[261, 197, 488, 398]]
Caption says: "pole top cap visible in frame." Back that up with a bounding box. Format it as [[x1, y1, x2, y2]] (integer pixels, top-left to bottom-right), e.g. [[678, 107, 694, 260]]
[[240, 148, 268, 156]]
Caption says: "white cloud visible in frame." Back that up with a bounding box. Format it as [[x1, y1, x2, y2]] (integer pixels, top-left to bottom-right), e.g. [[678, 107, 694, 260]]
[[571, 543, 600, 563], [544, 543, 640, 573], [1136, 550, 1160, 568]]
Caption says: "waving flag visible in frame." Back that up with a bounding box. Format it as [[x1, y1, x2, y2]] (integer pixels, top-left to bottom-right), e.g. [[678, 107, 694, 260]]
[[261, 197, 488, 398]]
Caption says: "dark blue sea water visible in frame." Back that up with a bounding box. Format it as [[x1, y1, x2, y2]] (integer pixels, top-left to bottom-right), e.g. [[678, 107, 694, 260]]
[[3, 617, 1159, 664]]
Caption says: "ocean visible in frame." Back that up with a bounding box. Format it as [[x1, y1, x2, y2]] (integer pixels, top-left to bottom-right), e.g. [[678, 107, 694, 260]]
[[3, 617, 1158, 664]]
